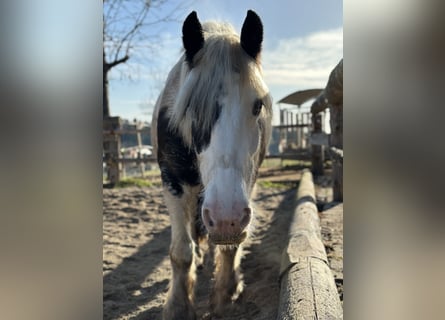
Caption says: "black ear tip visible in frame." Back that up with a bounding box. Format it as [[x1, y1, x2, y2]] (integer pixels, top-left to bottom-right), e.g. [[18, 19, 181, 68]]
[[184, 11, 198, 25], [247, 10, 259, 18], [246, 10, 262, 24], [187, 11, 197, 19], [244, 9, 263, 32]]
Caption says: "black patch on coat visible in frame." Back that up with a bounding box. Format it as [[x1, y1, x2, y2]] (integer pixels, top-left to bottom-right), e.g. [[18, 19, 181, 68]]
[[157, 107, 201, 196], [191, 100, 222, 153]]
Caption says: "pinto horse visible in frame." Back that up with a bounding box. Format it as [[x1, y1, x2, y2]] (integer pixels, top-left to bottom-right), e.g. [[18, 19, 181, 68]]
[[151, 10, 272, 319]]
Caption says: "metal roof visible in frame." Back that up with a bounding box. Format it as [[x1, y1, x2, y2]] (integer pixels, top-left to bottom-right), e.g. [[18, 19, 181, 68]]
[[277, 89, 324, 106]]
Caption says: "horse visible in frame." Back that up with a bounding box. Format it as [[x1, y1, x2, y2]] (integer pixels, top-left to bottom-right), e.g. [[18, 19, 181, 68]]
[[151, 10, 272, 319]]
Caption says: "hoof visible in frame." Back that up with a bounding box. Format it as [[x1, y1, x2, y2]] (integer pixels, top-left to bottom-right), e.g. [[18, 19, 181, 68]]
[[210, 291, 233, 317], [210, 280, 244, 317], [162, 301, 196, 320]]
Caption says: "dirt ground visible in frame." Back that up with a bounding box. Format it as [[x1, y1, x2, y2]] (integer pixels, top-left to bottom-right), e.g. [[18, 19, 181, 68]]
[[103, 166, 343, 319]]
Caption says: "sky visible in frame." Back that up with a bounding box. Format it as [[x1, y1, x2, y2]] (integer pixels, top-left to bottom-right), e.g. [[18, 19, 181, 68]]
[[107, 0, 343, 124]]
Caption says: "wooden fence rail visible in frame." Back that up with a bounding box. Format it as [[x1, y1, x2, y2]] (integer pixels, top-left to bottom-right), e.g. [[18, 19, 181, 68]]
[[277, 170, 343, 319]]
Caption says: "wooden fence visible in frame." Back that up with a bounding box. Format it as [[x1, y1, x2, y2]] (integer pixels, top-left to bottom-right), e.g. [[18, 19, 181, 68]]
[[276, 109, 324, 151], [103, 116, 329, 186], [103, 117, 157, 185]]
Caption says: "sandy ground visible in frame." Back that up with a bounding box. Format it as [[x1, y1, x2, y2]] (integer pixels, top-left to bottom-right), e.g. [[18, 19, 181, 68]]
[[103, 167, 343, 319]]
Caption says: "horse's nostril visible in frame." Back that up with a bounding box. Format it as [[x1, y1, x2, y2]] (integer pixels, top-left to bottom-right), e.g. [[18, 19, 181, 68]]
[[230, 222, 235, 227], [209, 219, 214, 227]]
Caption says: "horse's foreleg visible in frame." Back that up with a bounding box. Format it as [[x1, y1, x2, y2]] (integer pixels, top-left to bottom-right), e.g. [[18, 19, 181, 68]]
[[163, 195, 197, 320], [211, 245, 244, 315]]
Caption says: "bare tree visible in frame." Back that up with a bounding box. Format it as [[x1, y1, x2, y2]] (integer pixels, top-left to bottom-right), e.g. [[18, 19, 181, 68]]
[[103, 0, 188, 118]]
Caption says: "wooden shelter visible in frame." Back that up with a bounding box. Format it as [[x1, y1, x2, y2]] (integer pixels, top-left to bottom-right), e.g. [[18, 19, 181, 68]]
[[277, 89, 327, 173], [278, 89, 323, 106], [276, 89, 324, 156]]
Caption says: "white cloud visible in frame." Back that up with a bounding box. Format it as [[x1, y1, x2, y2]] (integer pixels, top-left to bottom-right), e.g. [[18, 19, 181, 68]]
[[263, 28, 343, 91]]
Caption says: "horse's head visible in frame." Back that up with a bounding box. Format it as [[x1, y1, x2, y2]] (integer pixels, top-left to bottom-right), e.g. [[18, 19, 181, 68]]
[[171, 11, 272, 245]]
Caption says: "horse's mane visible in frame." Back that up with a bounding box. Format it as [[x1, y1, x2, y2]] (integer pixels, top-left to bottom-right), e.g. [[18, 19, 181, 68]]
[[168, 21, 270, 148]]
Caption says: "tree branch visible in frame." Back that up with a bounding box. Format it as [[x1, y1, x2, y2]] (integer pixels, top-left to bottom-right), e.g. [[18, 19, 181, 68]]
[[104, 55, 129, 73]]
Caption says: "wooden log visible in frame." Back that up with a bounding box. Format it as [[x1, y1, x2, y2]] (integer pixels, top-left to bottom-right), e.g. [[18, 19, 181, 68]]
[[333, 163, 343, 202], [278, 170, 342, 319], [329, 105, 343, 149], [329, 104, 343, 201], [330, 147, 343, 202]]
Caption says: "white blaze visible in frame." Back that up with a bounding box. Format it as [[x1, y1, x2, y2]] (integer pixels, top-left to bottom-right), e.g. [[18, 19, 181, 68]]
[[199, 78, 260, 219]]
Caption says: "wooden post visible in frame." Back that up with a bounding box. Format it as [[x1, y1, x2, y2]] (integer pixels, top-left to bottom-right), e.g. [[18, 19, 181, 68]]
[[121, 147, 126, 179], [297, 111, 302, 149], [103, 116, 121, 186], [325, 60, 343, 202], [136, 121, 145, 177], [311, 113, 324, 176], [290, 111, 294, 148], [279, 108, 284, 141], [286, 110, 290, 137], [283, 110, 288, 145], [303, 112, 309, 148], [278, 170, 342, 319], [330, 104, 343, 201], [321, 111, 325, 132]]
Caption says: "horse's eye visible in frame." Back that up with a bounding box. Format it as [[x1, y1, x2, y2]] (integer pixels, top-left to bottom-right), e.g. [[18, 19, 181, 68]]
[[252, 99, 263, 116]]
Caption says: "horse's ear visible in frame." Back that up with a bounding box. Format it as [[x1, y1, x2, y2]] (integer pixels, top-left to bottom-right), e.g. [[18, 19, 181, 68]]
[[240, 10, 263, 60], [182, 11, 204, 66]]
